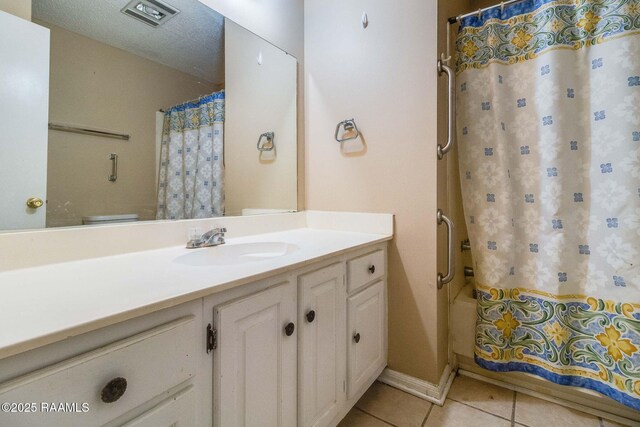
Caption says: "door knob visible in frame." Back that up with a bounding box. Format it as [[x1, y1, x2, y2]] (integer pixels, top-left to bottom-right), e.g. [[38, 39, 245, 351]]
[[353, 332, 361, 343], [26, 197, 44, 209]]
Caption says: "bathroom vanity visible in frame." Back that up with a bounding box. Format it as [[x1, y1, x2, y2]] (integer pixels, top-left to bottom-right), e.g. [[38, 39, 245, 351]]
[[0, 211, 392, 426]]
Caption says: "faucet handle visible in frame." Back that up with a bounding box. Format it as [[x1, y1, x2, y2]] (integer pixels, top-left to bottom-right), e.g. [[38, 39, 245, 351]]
[[218, 227, 227, 233]]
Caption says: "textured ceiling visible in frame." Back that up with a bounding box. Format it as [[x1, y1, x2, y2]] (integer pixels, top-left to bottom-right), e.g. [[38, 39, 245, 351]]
[[32, 0, 224, 84]]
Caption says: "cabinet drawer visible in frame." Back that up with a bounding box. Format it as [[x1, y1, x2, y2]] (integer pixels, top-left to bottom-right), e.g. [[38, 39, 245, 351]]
[[122, 385, 195, 427], [0, 317, 196, 427], [347, 250, 385, 293]]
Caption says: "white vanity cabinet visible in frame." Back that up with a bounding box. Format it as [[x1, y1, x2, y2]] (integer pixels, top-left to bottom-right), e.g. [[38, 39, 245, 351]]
[[213, 279, 298, 427], [347, 280, 386, 398], [206, 244, 387, 427], [0, 311, 200, 427], [298, 263, 346, 427], [0, 241, 388, 427], [345, 249, 387, 400]]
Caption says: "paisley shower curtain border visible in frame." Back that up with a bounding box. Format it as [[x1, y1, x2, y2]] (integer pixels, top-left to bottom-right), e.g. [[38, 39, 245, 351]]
[[476, 282, 640, 310], [475, 283, 640, 410], [163, 91, 225, 133], [456, 0, 640, 73]]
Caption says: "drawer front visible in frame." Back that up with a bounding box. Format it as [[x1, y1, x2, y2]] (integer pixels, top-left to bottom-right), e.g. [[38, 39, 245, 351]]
[[347, 281, 385, 398], [122, 385, 195, 427], [347, 250, 385, 293], [0, 317, 196, 427]]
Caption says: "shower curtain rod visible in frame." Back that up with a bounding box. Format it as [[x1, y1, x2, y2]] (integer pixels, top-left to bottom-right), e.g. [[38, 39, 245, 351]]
[[447, 0, 528, 23]]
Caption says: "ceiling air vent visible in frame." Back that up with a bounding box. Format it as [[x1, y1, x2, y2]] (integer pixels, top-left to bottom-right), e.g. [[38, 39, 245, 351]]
[[121, 0, 180, 28]]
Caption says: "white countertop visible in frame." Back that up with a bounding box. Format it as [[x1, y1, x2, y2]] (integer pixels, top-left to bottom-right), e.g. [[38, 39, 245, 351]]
[[0, 227, 391, 360]]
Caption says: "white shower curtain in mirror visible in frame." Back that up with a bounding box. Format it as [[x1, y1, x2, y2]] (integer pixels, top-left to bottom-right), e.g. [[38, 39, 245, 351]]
[[456, 0, 640, 409], [156, 91, 225, 219]]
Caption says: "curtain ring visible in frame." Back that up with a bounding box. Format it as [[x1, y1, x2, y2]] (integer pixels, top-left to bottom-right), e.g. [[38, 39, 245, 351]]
[[500, 2, 505, 13], [477, 9, 483, 19]]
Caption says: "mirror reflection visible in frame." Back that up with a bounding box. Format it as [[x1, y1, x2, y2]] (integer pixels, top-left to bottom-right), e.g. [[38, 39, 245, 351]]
[[2, 0, 297, 231]]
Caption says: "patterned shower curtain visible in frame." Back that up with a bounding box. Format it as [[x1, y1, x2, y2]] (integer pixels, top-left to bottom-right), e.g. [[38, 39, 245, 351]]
[[156, 91, 225, 220], [456, 0, 640, 409]]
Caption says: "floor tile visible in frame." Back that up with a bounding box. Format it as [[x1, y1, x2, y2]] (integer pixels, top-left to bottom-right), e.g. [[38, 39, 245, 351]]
[[355, 381, 432, 427], [424, 399, 511, 427], [338, 408, 391, 426], [447, 374, 514, 419], [514, 393, 601, 427]]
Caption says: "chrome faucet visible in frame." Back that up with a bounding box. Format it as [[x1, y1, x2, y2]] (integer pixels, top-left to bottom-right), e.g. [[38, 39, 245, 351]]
[[186, 227, 227, 249]]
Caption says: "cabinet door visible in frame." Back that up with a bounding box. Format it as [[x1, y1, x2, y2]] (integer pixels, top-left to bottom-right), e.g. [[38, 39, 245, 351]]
[[298, 263, 345, 427], [214, 280, 297, 427], [122, 386, 195, 427], [347, 280, 385, 398]]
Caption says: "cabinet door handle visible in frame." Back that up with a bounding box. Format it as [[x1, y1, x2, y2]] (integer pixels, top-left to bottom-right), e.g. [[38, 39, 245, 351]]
[[284, 322, 295, 336], [306, 310, 316, 323], [368, 265, 376, 274], [353, 332, 361, 343], [101, 377, 127, 403]]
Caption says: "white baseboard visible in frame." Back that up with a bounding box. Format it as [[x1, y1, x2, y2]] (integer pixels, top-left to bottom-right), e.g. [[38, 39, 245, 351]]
[[377, 364, 455, 406]]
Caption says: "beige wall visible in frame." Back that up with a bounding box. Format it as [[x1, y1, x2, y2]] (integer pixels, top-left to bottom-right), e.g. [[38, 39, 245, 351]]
[[198, 0, 305, 211], [41, 21, 219, 227], [436, 0, 475, 380], [224, 20, 298, 216], [0, 0, 30, 20], [305, 0, 444, 383]]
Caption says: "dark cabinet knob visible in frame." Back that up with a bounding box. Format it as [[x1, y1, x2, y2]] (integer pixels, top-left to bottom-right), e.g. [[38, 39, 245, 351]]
[[284, 322, 295, 336], [368, 265, 376, 274], [353, 332, 361, 343], [101, 377, 127, 403], [306, 310, 316, 323]]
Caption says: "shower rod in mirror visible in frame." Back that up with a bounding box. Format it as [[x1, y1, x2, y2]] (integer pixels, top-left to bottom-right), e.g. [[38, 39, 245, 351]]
[[49, 123, 130, 141]]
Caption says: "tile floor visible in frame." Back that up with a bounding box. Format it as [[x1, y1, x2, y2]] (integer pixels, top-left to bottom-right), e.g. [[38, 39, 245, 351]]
[[339, 375, 634, 427]]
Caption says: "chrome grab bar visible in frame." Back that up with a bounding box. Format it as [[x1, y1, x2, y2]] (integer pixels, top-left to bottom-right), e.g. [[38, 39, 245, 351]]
[[437, 209, 455, 289], [108, 153, 118, 182], [335, 119, 360, 142], [437, 59, 455, 160], [257, 132, 275, 151]]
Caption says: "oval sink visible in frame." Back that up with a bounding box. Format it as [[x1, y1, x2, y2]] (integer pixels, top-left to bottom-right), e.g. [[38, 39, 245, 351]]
[[174, 242, 299, 267]]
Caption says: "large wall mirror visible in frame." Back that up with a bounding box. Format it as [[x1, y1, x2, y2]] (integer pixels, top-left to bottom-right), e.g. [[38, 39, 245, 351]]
[[1, 0, 297, 231]]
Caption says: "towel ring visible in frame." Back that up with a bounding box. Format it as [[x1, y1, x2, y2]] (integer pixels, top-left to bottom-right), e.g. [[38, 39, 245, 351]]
[[335, 119, 360, 142], [257, 132, 275, 151]]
